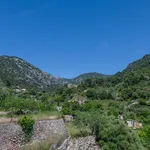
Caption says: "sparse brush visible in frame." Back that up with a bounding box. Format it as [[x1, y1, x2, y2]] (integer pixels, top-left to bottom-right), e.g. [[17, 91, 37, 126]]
[[19, 134, 68, 150]]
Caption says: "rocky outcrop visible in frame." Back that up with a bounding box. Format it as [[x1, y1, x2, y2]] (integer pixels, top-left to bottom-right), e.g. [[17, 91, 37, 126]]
[[58, 136, 100, 150], [0, 56, 65, 89], [0, 119, 68, 150]]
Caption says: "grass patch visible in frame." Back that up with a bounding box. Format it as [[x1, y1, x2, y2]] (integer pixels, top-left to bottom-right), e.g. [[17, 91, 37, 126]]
[[14, 111, 62, 121], [30, 111, 62, 120], [67, 123, 91, 138], [0, 111, 62, 124]]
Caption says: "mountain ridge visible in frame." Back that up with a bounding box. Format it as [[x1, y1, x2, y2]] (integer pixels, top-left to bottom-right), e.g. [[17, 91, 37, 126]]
[[0, 55, 64, 89], [0, 54, 150, 89], [0, 55, 107, 89]]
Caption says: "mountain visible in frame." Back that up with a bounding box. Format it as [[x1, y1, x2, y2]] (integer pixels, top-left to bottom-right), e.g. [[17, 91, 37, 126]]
[[123, 54, 150, 73], [0, 56, 64, 89], [71, 72, 109, 83], [0, 56, 110, 89], [2, 54, 149, 90]]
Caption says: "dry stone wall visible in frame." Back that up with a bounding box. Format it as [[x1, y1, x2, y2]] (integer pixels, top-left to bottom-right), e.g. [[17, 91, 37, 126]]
[[58, 136, 100, 150], [0, 119, 68, 150]]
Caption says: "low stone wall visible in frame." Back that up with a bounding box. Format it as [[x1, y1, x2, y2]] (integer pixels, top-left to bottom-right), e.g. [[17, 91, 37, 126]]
[[0, 119, 68, 150], [58, 136, 100, 150]]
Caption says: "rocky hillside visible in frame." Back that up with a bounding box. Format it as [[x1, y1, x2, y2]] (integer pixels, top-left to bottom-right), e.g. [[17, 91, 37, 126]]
[[0, 56, 109, 89], [2, 54, 150, 90], [0, 56, 64, 89]]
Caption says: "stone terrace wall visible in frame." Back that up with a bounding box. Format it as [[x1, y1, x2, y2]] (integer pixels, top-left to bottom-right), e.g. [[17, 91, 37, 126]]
[[58, 136, 100, 150], [0, 119, 68, 150]]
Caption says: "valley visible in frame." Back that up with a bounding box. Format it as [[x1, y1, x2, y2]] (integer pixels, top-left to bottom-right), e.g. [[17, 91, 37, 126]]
[[0, 55, 150, 150]]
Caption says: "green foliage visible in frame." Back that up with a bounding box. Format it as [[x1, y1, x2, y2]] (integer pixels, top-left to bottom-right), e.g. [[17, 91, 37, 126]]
[[75, 111, 101, 135], [75, 110, 144, 150], [3, 97, 39, 121], [4, 97, 39, 113], [139, 99, 147, 105], [98, 116, 144, 150], [123, 54, 150, 73], [62, 101, 82, 115], [86, 88, 114, 100], [82, 101, 102, 111], [54, 94, 64, 106], [73, 72, 108, 83], [138, 125, 150, 148], [1, 54, 150, 149], [67, 123, 90, 138], [0, 80, 9, 106], [18, 116, 35, 141], [86, 89, 97, 100], [62, 107, 72, 115], [129, 104, 150, 125]]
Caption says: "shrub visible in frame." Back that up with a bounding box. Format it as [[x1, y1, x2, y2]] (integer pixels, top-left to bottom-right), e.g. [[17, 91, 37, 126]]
[[18, 116, 35, 141], [62, 107, 72, 115], [75, 111, 144, 150], [139, 99, 147, 105], [97, 115, 144, 150]]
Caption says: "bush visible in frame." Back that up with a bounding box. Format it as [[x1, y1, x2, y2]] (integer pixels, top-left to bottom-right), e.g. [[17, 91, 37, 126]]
[[75, 111, 144, 150], [62, 107, 72, 115], [82, 101, 102, 111], [18, 116, 35, 141], [138, 125, 150, 149], [97, 115, 144, 150], [139, 99, 147, 105], [86, 89, 97, 100], [67, 123, 89, 138]]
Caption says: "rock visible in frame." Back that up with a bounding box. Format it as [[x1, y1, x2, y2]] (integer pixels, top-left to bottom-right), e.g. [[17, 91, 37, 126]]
[[58, 136, 100, 150]]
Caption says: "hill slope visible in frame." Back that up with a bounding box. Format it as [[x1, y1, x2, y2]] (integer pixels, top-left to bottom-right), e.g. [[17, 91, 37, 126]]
[[71, 72, 109, 83], [0, 56, 110, 89], [0, 56, 64, 89], [1, 54, 149, 90], [123, 54, 150, 73]]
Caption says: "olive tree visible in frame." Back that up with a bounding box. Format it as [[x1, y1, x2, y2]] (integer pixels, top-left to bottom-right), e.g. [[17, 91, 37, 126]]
[[4, 96, 39, 122]]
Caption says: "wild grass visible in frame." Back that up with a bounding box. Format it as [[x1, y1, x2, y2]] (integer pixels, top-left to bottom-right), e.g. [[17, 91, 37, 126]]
[[28, 111, 62, 120], [67, 123, 91, 139], [19, 134, 68, 150], [19, 136, 58, 150]]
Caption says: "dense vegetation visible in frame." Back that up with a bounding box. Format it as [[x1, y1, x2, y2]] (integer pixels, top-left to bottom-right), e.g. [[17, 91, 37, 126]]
[[0, 54, 150, 149]]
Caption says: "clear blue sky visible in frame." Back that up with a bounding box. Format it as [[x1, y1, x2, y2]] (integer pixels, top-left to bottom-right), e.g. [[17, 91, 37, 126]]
[[0, 0, 150, 78]]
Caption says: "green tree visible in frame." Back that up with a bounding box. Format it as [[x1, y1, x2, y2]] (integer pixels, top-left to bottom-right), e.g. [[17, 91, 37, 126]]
[[18, 116, 35, 141], [4, 97, 39, 122], [86, 89, 97, 100], [75, 111, 144, 150], [54, 94, 63, 106]]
